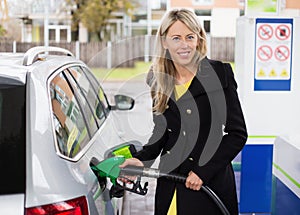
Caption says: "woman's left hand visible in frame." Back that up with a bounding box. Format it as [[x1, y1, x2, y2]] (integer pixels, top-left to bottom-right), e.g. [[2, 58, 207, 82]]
[[185, 171, 203, 191]]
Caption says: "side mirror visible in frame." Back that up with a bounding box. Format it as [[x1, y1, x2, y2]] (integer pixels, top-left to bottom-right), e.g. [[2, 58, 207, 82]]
[[113, 94, 134, 110]]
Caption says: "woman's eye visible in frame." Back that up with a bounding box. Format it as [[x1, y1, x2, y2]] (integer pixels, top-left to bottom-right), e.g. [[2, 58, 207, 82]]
[[172, 37, 180, 41], [187, 35, 195, 40]]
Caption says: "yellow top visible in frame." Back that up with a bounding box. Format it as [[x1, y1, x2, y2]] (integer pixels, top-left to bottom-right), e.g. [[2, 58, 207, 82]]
[[174, 78, 193, 101], [167, 189, 177, 215], [167, 78, 193, 215]]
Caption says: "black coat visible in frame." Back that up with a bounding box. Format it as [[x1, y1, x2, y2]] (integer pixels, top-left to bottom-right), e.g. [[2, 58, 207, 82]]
[[135, 58, 248, 215]]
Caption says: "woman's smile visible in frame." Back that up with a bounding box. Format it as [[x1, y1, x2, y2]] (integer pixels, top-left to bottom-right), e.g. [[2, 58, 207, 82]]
[[177, 51, 191, 58]]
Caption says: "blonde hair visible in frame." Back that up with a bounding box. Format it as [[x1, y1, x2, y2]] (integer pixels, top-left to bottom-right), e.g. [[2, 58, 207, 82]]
[[150, 8, 207, 114]]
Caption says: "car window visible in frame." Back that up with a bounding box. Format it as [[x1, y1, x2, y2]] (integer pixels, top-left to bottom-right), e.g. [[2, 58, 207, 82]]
[[66, 66, 106, 128], [65, 67, 99, 136], [81, 67, 110, 116], [50, 72, 90, 158], [0, 84, 25, 194]]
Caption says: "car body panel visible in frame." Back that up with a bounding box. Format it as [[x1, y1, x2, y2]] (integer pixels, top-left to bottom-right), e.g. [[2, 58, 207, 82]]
[[0, 194, 24, 215], [0, 65, 27, 85], [25, 58, 123, 209], [0, 48, 128, 214]]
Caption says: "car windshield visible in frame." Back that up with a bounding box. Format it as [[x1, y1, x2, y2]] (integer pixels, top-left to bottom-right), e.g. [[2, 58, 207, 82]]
[[0, 82, 26, 194]]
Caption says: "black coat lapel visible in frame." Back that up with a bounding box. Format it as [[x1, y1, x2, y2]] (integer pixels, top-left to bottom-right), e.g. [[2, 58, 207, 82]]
[[189, 57, 228, 98], [165, 57, 228, 113]]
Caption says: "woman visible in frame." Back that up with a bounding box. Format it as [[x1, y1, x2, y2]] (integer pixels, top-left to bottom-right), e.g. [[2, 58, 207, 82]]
[[120, 8, 247, 215]]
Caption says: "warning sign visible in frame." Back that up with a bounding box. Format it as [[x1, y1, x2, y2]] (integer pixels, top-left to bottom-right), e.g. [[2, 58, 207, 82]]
[[258, 24, 273, 40], [257, 45, 272, 61], [257, 69, 266, 77], [269, 69, 277, 77], [275, 45, 290, 61], [275, 25, 291, 40], [254, 18, 293, 91], [280, 69, 289, 77]]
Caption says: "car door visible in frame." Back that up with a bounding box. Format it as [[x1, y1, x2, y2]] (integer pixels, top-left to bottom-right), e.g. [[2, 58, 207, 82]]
[[0, 77, 26, 215], [49, 64, 123, 214]]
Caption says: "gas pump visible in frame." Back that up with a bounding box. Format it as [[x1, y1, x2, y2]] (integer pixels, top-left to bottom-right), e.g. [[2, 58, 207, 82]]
[[235, 14, 300, 214]]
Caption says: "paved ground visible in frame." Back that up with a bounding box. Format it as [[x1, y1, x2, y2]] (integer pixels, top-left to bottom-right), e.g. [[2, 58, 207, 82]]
[[121, 179, 156, 215]]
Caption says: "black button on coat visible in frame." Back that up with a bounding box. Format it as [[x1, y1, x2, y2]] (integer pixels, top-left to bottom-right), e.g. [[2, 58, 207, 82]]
[[135, 58, 248, 215]]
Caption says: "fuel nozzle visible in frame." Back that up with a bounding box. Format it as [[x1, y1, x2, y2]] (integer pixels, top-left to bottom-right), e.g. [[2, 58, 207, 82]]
[[91, 156, 125, 186], [91, 156, 149, 196]]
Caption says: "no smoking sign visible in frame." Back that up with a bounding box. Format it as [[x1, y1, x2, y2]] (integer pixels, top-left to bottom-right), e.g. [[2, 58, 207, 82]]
[[258, 24, 273, 40]]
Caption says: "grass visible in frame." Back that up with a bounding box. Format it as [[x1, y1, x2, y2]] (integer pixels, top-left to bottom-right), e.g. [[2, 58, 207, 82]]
[[91, 61, 152, 82], [91, 61, 235, 82]]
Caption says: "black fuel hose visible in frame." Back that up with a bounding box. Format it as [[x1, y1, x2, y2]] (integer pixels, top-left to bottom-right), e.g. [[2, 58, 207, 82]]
[[121, 166, 230, 215]]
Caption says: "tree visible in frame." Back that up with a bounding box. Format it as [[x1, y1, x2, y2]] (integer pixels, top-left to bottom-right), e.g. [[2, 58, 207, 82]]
[[0, 24, 6, 38], [67, 0, 137, 41]]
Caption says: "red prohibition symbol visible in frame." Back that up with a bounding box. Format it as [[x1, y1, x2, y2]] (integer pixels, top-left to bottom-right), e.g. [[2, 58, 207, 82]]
[[275, 24, 291, 40], [275, 45, 290, 61], [258, 24, 273, 40], [257, 45, 272, 61]]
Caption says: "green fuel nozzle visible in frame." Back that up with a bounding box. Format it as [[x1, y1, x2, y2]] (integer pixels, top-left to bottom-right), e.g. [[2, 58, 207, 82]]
[[91, 156, 149, 196], [91, 156, 125, 185], [91, 143, 136, 185]]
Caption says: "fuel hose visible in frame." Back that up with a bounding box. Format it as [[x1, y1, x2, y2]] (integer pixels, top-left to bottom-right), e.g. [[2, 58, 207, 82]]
[[120, 165, 231, 215]]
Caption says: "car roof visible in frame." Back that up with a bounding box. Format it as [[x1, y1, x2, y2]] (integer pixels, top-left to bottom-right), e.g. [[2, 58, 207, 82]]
[[0, 47, 78, 84]]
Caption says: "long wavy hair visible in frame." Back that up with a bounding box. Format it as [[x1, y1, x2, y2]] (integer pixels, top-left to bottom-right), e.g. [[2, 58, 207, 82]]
[[149, 8, 207, 114]]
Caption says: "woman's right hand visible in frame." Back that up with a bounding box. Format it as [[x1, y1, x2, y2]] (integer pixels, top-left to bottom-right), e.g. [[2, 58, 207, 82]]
[[118, 158, 144, 183], [119, 157, 144, 168]]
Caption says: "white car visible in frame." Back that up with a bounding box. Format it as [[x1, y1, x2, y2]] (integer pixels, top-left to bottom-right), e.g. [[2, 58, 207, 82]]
[[0, 46, 136, 215]]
